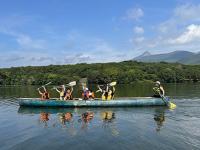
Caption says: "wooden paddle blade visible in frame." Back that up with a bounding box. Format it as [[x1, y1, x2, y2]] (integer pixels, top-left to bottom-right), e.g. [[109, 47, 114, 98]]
[[109, 81, 117, 86], [68, 81, 76, 86]]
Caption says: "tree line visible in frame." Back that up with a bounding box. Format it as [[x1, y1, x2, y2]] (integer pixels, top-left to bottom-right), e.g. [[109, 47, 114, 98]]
[[0, 61, 200, 85]]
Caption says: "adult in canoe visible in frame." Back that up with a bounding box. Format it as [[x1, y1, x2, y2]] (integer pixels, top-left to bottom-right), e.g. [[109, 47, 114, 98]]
[[153, 81, 165, 98], [55, 85, 66, 100], [38, 86, 50, 100]]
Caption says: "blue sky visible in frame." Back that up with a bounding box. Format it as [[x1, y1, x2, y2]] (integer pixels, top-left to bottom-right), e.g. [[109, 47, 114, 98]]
[[0, 0, 200, 67]]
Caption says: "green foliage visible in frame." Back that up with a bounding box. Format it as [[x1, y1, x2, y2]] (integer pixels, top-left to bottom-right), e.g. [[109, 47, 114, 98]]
[[0, 61, 200, 85]]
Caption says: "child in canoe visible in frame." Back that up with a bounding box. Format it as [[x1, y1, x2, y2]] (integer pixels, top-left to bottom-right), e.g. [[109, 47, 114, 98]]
[[55, 85, 66, 100], [38, 86, 50, 100], [97, 84, 115, 100], [64, 87, 73, 100]]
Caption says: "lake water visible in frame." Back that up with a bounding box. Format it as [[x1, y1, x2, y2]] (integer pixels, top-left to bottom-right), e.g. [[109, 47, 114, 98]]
[[0, 83, 200, 150]]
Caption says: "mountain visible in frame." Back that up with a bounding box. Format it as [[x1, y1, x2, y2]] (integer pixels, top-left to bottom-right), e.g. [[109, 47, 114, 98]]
[[179, 53, 200, 64], [134, 51, 151, 60], [133, 50, 200, 64]]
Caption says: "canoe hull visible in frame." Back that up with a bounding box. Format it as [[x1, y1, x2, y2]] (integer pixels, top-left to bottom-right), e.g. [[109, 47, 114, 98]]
[[18, 98, 166, 107]]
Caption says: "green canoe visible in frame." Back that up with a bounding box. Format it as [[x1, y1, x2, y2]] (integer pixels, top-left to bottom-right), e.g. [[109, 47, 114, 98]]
[[18, 97, 167, 107]]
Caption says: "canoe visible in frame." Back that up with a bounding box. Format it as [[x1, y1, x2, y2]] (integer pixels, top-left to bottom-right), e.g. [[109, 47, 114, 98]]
[[18, 97, 167, 107]]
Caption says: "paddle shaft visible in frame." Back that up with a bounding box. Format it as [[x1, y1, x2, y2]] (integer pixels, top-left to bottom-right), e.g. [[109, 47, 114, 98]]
[[38, 82, 52, 90]]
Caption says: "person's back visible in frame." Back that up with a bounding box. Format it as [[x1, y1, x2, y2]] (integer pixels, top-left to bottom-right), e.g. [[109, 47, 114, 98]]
[[153, 81, 165, 97]]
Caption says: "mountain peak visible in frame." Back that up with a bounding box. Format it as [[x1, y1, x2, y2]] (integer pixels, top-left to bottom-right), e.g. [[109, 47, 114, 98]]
[[133, 50, 198, 64], [141, 51, 151, 57]]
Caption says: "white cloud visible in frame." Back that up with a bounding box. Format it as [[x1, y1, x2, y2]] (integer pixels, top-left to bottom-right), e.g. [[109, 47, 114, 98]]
[[159, 4, 200, 34], [174, 4, 200, 22], [169, 24, 200, 44], [130, 37, 144, 44], [16, 34, 46, 49], [123, 7, 144, 21], [133, 26, 144, 34]]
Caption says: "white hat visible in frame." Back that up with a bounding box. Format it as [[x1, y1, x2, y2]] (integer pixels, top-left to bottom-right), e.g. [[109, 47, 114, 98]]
[[85, 88, 89, 91], [155, 81, 161, 85]]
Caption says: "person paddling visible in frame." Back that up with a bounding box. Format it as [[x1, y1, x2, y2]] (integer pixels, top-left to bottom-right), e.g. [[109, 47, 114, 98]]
[[38, 86, 50, 100], [55, 85, 66, 100], [153, 81, 165, 98]]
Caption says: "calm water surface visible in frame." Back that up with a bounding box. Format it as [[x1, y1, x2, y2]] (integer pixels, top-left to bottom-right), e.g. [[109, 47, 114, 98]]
[[0, 83, 200, 150]]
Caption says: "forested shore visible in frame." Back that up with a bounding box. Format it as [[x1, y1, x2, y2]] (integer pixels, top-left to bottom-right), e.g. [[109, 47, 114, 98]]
[[0, 61, 200, 85]]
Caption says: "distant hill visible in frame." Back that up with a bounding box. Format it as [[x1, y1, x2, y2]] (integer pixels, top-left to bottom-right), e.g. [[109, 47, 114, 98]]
[[133, 51, 200, 64]]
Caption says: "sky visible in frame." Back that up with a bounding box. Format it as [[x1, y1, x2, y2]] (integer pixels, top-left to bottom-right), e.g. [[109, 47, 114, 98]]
[[0, 0, 200, 67]]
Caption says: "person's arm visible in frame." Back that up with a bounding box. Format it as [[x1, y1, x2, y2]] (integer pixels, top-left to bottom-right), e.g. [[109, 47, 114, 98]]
[[106, 84, 109, 92], [38, 89, 43, 95], [62, 85, 66, 92], [71, 87, 73, 94], [112, 86, 115, 93], [43, 86, 47, 92], [55, 88, 60, 93], [160, 86, 165, 96], [96, 85, 103, 92]]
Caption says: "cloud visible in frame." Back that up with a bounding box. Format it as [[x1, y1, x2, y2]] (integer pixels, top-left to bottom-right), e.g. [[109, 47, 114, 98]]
[[169, 24, 200, 44], [5, 55, 25, 62], [174, 4, 200, 22], [123, 7, 144, 21], [133, 26, 144, 34], [158, 3, 200, 34], [130, 37, 145, 44], [16, 34, 47, 49], [64, 53, 92, 64], [30, 56, 54, 62]]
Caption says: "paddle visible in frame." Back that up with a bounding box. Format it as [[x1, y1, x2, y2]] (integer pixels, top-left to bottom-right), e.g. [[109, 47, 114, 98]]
[[66, 81, 76, 87], [37, 82, 52, 90], [52, 81, 77, 89], [109, 81, 117, 87], [159, 94, 176, 109], [96, 81, 117, 93]]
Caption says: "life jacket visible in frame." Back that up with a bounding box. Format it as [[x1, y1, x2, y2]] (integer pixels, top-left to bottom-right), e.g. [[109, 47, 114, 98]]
[[89, 92, 95, 99], [41, 92, 49, 100], [102, 92, 108, 100], [153, 86, 163, 96], [60, 91, 65, 97], [82, 90, 89, 100], [65, 91, 73, 100]]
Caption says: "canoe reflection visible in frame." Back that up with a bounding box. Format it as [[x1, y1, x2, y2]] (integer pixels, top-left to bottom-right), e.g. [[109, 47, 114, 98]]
[[18, 106, 167, 132]]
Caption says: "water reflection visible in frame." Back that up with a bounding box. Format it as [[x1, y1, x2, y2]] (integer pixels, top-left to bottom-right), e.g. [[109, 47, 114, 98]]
[[154, 108, 166, 132], [39, 112, 50, 127], [18, 106, 167, 133], [100, 111, 119, 136], [58, 112, 73, 125]]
